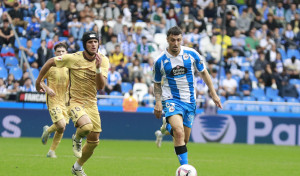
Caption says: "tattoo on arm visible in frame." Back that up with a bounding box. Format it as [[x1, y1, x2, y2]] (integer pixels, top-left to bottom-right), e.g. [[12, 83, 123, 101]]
[[154, 83, 162, 101]]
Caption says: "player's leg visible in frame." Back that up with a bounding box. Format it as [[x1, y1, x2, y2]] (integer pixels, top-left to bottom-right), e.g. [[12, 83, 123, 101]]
[[183, 126, 191, 144], [47, 118, 66, 158], [72, 114, 93, 158], [168, 114, 188, 165], [155, 117, 171, 148]]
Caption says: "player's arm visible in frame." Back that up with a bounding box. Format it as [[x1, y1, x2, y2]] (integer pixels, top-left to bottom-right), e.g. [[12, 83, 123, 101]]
[[153, 58, 163, 119], [36, 58, 56, 93], [95, 54, 107, 90], [199, 69, 222, 109], [40, 81, 56, 97]]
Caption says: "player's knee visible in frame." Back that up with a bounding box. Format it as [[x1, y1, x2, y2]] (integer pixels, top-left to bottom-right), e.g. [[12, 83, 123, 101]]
[[79, 123, 93, 135], [57, 126, 65, 133], [173, 127, 185, 139], [87, 140, 99, 149]]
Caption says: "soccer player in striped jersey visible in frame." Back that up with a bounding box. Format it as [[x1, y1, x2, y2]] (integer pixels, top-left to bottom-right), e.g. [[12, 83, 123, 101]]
[[40, 42, 69, 158], [153, 26, 222, 165]]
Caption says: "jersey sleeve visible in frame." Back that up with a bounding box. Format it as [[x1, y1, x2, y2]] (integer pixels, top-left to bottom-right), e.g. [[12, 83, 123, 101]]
[[192, 50, 206, 72], [54, 54, 74, 68], [100, 54, 109, 78], [152, 58, 162, 83]]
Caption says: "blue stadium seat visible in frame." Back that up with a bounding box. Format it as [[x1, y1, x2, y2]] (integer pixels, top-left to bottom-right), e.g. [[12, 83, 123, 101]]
[[289, 79, 300, 86], [0, 66, 8, 80], [9, 67, 23, 81], [272, 96, 284, 102], [260, 105, 275, 112], [32, 38, 41, 50], [241, 66, 254, 72], [256, 96, 270, 101], [277, 48, 287, 60], [14, 37, 27, 48], [287, 49, 300, 59], [275, 105, 289, 113], [228, 96, 241, 101], [23, 17, 32, 23], [59, 37, 68, 42], [121, 82, 132, 94], [220, 96, 226, 104], [1, 46, 14, 54], [27, 68, 39, 79], [5, 57, 18, 68], [230, 103, 245, 111], [243, 96, 255, 101], [266, 87, 279, 98], [109, 91, 123, 106], [246, 103, 260, 111], [98, 99, 112, 106], [251, 88, 264, 98], [290, 106, 300, 113], [285, 97, 298, 102]]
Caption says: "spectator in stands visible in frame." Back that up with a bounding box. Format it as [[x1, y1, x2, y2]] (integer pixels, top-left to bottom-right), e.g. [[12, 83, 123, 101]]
[[279, 77, 299, 98], [225, 11, 234, 29], [254, 51, 268, 78], [40, 13, 57, 40], [19, 39, 36, 64], [118, 25, 129, 43], [236, 9, 251, 35], [216, 29, 232, 54], [283, 23, 297, 50], [285, 3, 299, 23], [151, 6, 166, 33], [26, 16, 41, 39], [7, 80, 20, 93], [229, 50, 244, 78], [259, 64, 278, 89], [250, 12, 263, 30], [142, 0, 156, 21], [143, 58, 154, 86], [221, 71, 237, 97], [179, 6, 194, 33], [128, 58, 143, 82], [116, 58, 130, 82], [36, 40, 53, 68], [20, 78, 35, 92], [212, 17, 222, 35], [110, 44, 127, 66], [105, 34, 118, 55], [136, 36, 154, 63], [79, 5, 95, 21], [8, 2, 28, 31], [131, 0, 144, 21], [35, 1, 50, 22], [245, 28, 259, 52], [239, 70, 252, 96], [90, 0, 103, 20], [132, 76, 148, 102], [272, 51, 284, 74], [121, 35, 136, 61], [47, 34, 60, 50], [227, 20, 238, 37], [231, 29, 246, 55], [273, 1, 285, 26], [5, 74, 15, 87], [210, 68, 219, 91], [204, 1, 216, 23], [112, 15, 123, 35], [0, 19, 15, 52], [273, 27, 283, 48], [265, 44, 277, 63], [123, 90, 138, 112], [194, 9, 206, 33], [76, 0, 86, 12], [190, 0, 201, 18], [3, 0, 16, 9], [0, 78, 7, 101], [19, 0, 31, 17], [132, 26, 143, 45], [66, 35, 79, 53], [83, 16, 95, 32], [166, 8, 178, 31], [68, 14, 84, 40], [195, 75, 208, 96], [104, 1, 120, 21], [105, 64, 122, 94], [291, 13, 299, 34], [265, 13, 279, 32], [200, 35, 221, 64], [53, 3, 67, 34], [65, 2, 78, 22], [284, 56, 300, 79], [259, 32, 275, 51]]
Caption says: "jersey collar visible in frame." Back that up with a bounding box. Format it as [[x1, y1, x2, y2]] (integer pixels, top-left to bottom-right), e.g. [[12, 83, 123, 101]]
[[165, 46, 184, 58]]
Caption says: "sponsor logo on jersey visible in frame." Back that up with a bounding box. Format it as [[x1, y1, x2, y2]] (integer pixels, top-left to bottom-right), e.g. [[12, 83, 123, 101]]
[[183, 53, 189, 60], [164, 60, 169, 64], [171, 65, 187, 76], [56, 57, 62, 61]]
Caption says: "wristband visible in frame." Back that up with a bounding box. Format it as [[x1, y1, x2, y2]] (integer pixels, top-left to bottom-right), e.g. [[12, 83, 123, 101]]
[[96, 67, 101, 74]]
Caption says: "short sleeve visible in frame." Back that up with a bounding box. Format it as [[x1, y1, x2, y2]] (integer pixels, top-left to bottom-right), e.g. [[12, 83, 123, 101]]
[[100, 54, 109, 78], [152, 58, 162, 83], [192, 50, 206, 72], [54, 54, 74, 68]]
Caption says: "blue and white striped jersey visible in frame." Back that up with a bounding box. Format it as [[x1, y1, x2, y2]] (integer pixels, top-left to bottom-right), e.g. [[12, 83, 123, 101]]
[[153, 46, 206, 103]]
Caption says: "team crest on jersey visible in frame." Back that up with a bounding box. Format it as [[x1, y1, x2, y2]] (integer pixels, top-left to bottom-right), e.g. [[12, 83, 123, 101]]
[[169, 106, 175, 112], [164, 60, 169, 64], [57, 57, 62, 61], [183, 53, 189, 60]]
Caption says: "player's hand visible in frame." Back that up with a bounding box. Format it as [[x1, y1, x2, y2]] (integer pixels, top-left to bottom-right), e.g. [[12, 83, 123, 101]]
[[35, 80, 45, 93], [95, 53, 102, 68], [211, 94, 223, 109], [45, 87, 56, 97], [154, 101, 163, 119]]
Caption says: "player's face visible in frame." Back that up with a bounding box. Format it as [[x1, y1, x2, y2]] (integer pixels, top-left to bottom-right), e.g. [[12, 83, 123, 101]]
[[167, 34, 182, 54], [54, 47, 67, 56], [86, 39, 99, 54]]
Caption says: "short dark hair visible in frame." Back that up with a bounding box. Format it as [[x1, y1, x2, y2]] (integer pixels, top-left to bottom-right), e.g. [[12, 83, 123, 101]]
[[167, 26, 182, 37], [54, 42, 68, 51]]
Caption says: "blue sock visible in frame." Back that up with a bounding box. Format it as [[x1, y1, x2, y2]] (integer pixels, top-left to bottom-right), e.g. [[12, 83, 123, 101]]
[[175, 145, 188, 165]]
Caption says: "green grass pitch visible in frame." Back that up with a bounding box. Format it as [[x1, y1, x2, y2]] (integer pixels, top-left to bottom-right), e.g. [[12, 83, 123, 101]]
[[0, 137, 299, 176]]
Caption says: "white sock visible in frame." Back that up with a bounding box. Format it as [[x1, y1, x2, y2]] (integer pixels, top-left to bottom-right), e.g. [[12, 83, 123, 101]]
[[48, 150, 54, 153], [74, 161, 82, 170]]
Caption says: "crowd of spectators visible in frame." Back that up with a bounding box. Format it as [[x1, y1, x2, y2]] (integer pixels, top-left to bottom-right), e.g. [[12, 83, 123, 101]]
[[0, 0, 300, 108]]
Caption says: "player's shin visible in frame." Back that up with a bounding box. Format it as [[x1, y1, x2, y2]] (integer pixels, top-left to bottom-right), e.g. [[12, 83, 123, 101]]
[[175, 145, 188, 165], [47, 124, 57, 134], [77, 140, 99, 166], [50, 131, 64, 151]]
